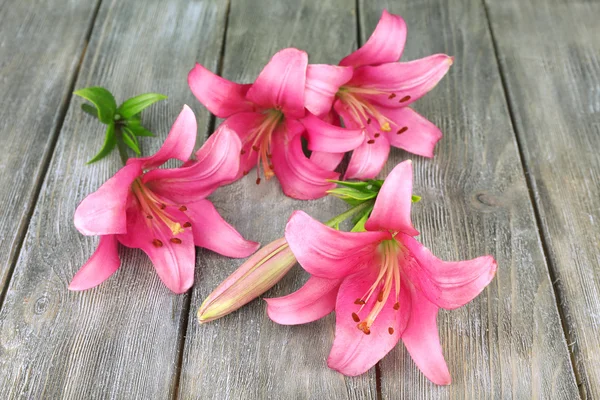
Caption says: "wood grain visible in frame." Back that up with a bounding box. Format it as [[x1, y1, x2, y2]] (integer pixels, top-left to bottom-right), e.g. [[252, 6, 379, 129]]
[[358, 0, 581, 398], [0, 0, 100, 296], [0, 0, 227, 398], [177, 0, 378, 399], [485, 0, 600, 397]]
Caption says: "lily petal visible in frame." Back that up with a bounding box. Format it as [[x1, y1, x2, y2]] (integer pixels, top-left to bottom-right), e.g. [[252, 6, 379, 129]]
[[186, 199, 259, 258], [400, 233, 497, 309], [74, 162, 142, 236], [266, 276, 342, 325], [305, 64, 353, 117], [345, 136, 391, 180], [285, 211, 390, 279], [339, 10, 407, 68], [327, 268, 409, 376], [382, 107, 442, 158], [349, 54, 453, 109], [401, 289, 451, 385], [365, 160, 419, 236], [222, 112, 265, 175], [69, 235, 121, 290], [271, 126, 339, 200], [143, 124, 242, 203], [246, 48, 308, 119], [310, 151, 345, 171], [117, 207, 195, 294], [132, 105, 198, 170], [188, 63, 253, 118], [302, 112, 364, 153]]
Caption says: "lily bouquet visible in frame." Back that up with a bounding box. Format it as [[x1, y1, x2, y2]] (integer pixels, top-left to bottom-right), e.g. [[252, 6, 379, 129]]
[[70, 10, 497, 385]]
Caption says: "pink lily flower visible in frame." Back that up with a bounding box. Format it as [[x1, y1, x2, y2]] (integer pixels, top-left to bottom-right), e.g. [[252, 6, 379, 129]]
[[70, 105, 259, 293], [266, 161, 496, 384], [188, 48, 364, 200], [305, 10, 453, 179]]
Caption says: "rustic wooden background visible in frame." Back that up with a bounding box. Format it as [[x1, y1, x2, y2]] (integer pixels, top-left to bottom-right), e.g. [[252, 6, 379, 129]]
[[0, 0, 598, 398]]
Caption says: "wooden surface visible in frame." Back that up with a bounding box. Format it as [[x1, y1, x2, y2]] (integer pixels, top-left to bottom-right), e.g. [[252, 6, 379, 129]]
[[0, 0, 596, 398], [485, 0, 600, 397]]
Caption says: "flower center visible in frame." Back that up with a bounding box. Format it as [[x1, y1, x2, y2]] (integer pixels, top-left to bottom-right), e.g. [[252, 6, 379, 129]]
[[351, 239, 402, 335], [241, 109, 284, 184], [131, 179, 190, 247]]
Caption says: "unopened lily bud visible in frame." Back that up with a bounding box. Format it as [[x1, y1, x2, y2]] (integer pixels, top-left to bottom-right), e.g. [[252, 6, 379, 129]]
[[198, 238, 296, 323]]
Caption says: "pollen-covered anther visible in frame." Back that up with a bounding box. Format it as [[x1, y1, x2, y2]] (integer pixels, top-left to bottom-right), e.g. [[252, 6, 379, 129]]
[[367, 139, 375, 144], [170, 238, 182, 244], [357, 321, 371, 335], [397, 127, 408, 135], [354, 298, 366, 305], [366, 118, 372, 124], [399, 95, 411, 103], [252, 145, 260, 152], [146, 215, 153, 219], [388, 327, 394, 335], [179, 205, 187, 211], [240, 149, 246, 155], [393, 302, 400, 310], [183, 222, 192, 228], [152, 239, 163, 248], [351, 312, 360, 322], [374, 133, 380, 138], [159, 203, 166, 210], [242, 170, 249, 176], [388, 93, 396, 99], [377, 291, 384, 302], [256, 177, 261, 185]]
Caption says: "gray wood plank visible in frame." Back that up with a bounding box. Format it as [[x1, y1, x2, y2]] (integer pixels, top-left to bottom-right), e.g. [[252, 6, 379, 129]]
[[0, 0, 227, 398], [0, 0, 100, 296], [358, 0, 581, 398], [485, 0, 600, 397], [177, 1, 377, 399]]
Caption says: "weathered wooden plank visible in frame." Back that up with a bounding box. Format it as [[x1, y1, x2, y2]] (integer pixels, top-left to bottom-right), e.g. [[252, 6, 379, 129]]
[[0, 0, 227, 398], [177, 0, 378, 399], [357, 0, 581, 398], [485, 0, 600, 397], [0, 0, 100, 296]]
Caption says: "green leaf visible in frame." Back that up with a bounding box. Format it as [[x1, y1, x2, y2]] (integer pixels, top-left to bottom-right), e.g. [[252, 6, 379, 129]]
[[327, 187, 377, 202], [350, 210, 371, 232], [74, 87, 117, 124], [117, 93, 167, 119], [122, 127, 141, 155], [126, 119, 155, 137], [412, 195, 422, 203], [87, 123, 117, 164], [81, 103, 98, 118]]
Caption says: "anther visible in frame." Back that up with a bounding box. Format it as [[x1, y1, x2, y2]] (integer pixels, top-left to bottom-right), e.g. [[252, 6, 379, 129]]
[[268, 164, 274, 170], [240, 149, 246, 155], [354, 298, 365, 305], [352, 313, 360, 322], [170, 238, 182, 244], [159, 203, 166, 210], [366, 118, 371, 124], [183, 222, 192, 228], [243, 170, 249, 176], [374, 133, 380, 138], [252, 145, 260, 152], [377, 291, 384, 302], [399, 95, 411, 103], [179, 206, 187, 211], [367, 139, 375, 144], [388, 327, 394, 335], [146, 215, 153, 219], [357, 321, 370, 335], [393, 302, 400, 310], [388, 93, 396, 99], [267, 153, 272, 159], [397, 127, 408, 135], [256, 178, 261, 185], [152, 239, 163, 248]]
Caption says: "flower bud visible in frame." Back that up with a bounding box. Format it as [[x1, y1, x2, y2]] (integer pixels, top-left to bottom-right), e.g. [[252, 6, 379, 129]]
[[198, 238, 296, 323]]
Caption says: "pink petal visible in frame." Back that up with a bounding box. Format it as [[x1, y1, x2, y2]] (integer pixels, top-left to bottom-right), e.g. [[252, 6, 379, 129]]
[[339, 10, 407, 68], [271, 126, 339, 200], [401, 289, 451, 385], [74, 162, 142, 236], [188, 63, 254, 118], [143, 124, 242, 203], [400, 233, 497, 309], [345, 136, 391, 180], [186, 199, 259, 258], [365, 160, 419, 236], [382, 107, 442, 158], [132, 105, 198, 170], [246, 48, 308, 119], [310, 151, 345, 171], [302, 112, 364, 152], [69, 235, 121, 291], [285, 211, 390, 279], [117, 207, 195, 294], [327, 268, 409, 376], [348, 54, 453, 108], [266, 276, 342, 325], [305, 64, 353, 117], [220, 112, 264, 175]]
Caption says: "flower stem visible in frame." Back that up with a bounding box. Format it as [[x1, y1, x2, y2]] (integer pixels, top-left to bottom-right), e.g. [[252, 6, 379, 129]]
[[324, 200, 375, 229]]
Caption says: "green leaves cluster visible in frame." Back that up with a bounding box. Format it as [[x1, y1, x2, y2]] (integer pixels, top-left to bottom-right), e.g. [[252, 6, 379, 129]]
[[74, 87, 167, 164]]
